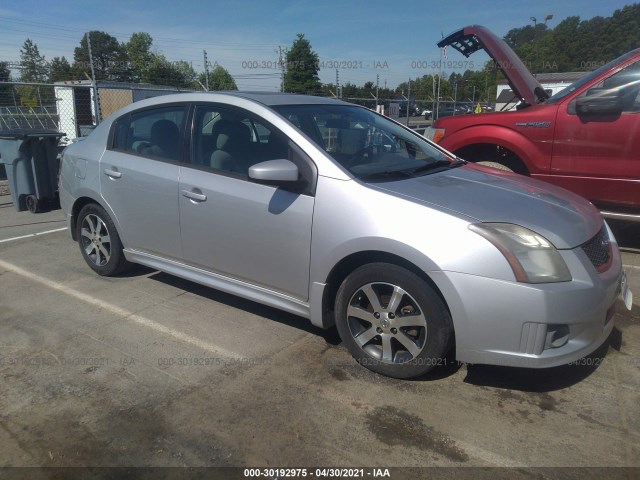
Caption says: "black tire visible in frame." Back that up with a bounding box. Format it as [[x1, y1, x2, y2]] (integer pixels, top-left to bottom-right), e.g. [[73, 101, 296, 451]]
[[26, 195, 40, 213], [76, 203, 131, 276], [335, 263, 453, 379]]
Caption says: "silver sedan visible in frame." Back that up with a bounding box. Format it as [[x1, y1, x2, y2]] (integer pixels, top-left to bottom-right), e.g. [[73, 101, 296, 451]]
[[59, 92, 632, 378]]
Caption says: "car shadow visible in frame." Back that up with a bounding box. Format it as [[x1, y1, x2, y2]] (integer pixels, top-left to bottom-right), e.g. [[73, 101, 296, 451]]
[[461, 327, 622, 392], [609, 219, 640, 250], [125, 264, 625, 387], [145, 270, 330, 338]]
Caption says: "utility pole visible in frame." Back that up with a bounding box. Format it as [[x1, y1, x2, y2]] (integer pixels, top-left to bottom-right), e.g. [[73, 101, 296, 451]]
[[203, 50, 209, 91], [454, 81, 458, 113], [376, 73, 379, 109], [336, 69, 340, 98], [432, 75, 436, 121], [86, 32, 100, 125], [406, 78, 411, 125], [278, 46, 285, 92]]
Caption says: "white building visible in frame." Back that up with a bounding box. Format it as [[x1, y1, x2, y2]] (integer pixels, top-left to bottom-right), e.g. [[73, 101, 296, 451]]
[[495, 72, 586, 111]]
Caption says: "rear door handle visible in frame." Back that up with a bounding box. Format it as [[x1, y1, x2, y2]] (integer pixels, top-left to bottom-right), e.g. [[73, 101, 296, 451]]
[[181, 189, 207, 202], [103, 168, 122, 179]]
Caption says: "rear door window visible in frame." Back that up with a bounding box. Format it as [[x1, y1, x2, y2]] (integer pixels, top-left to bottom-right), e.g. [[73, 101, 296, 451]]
[[119, 106, 187, 162]]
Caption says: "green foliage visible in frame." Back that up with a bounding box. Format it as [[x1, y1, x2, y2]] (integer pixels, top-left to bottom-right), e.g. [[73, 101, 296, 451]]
[[200, 65, 237, 91], [49, 56, 72, 82], [126, 32, 153, 83], [73, 31, 131, 81], [20, 39, 48, 82], [173, 60, 199, 89], [17, 39, 52, 106], [145, 54, 193, 88], [0, 61, 10, 82], [0, 62, 12, 107], [283, 34, 321, 94], [504, 4, 640, 72]]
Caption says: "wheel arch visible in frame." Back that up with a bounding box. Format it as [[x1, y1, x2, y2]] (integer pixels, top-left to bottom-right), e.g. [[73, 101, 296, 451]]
[[440, 125, 548, 173], [320, 250, 451, 330], [454, 143, 530, 175], [70, 194, 121, 242]]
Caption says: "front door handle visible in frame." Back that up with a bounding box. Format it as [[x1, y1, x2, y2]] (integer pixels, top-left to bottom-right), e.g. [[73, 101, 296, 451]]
[[182, 189, 207, 202], [103, 168, 122, 179]]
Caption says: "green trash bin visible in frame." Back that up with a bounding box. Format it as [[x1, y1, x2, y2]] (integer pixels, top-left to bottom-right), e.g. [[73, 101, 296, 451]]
[[0, 129, 65, 213]]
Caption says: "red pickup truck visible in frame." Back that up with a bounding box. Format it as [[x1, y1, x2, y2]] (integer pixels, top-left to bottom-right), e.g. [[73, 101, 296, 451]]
[[426, 25, 640, 221]]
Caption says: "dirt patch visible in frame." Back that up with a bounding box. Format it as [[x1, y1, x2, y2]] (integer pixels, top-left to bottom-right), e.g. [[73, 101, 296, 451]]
[[365, 405, 469, 462]]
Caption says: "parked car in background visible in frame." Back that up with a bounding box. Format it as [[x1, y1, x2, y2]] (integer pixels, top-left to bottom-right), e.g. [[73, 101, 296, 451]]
[[435, 104, 468, 118], [426, 25, 640, 221], [60, 92, 630, 379], [397, 102, 421, 117]]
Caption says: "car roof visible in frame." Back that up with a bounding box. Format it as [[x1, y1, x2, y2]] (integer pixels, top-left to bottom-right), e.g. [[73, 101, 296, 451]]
[[125, 91, 352, 109], [225, 91, 350, 106]]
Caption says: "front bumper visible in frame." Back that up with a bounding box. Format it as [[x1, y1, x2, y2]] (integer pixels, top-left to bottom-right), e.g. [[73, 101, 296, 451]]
[[430, 245, 623, 368]]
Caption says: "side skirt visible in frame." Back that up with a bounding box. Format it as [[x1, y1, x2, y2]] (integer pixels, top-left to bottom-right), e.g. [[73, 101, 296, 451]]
[[124, 249, 311, 320]]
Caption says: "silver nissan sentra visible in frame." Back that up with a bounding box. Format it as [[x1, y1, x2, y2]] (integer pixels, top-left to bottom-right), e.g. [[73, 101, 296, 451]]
[[59, 92, 632, 379]]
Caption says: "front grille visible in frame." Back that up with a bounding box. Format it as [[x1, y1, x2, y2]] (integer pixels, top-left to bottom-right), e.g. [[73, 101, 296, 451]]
[[581, 226, 611, 271]]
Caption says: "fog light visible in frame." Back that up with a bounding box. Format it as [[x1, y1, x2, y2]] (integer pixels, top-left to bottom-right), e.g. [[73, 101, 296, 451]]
[[545, 324, 569, 349]]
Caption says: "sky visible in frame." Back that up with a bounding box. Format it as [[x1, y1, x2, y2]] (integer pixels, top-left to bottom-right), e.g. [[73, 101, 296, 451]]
[[0, 0, 634, 90]]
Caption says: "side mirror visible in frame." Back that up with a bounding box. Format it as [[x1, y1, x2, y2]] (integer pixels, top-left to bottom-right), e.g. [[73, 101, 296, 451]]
[[575, 88, 623, 115], [249, 159, 299, 185]]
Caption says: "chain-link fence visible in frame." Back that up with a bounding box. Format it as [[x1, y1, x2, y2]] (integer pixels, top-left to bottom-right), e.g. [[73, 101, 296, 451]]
[[0, 82, 59, 131], [0, 81, 198, 182], [0, 81, 197, 142]]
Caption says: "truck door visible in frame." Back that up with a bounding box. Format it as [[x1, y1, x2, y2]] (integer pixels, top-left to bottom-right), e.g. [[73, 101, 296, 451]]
[[550, 60, 640, 208]]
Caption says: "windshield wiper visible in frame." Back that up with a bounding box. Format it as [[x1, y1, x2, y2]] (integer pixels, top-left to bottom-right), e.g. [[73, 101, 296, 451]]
[[407, 159, 466, 175]]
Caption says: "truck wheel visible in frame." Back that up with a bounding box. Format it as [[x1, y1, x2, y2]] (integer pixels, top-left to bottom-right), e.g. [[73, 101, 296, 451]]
[[476, 161, 514, 172]]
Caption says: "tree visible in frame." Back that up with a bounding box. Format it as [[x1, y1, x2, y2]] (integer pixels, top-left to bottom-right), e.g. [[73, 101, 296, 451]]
[[49, 56, 72, 82], [144, 54, 194, 88], [283, 34, 321, 94], [73, 31, 131, 81], [0, 62, 11, 107], [0, 61, 10, 82], [19, 39, 48, 82], [173, 60, 199, 89], [126, 32, 153, 83], [501, 4, 640, 73], [200, 64, 237, 90]]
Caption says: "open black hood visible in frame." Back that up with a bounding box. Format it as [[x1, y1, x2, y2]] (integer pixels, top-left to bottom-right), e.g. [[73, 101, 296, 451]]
[[438, 25, 550, 105]]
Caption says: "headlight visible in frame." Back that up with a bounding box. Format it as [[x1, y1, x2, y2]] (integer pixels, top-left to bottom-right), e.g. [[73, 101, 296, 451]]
[[424, 127, 445, 143], [469, 223, 571, 283]]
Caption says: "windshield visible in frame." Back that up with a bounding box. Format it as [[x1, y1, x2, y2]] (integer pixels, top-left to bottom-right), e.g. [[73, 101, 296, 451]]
[[546, 50, 638, 104], [272, 104, 455, 179]]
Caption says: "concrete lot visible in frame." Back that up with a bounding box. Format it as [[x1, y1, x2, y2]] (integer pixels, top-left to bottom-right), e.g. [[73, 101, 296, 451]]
[[0, 192, 639, 471]]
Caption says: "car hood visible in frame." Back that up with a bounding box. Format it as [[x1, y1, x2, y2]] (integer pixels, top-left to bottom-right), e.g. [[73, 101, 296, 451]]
[[370, 164, 602, 249], [438, 25, 549, 106]]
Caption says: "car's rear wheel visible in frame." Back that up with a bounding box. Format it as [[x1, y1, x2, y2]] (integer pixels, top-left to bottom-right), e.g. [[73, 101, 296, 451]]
[[76, 203, 130, 276], [335, 263, 453, 379]]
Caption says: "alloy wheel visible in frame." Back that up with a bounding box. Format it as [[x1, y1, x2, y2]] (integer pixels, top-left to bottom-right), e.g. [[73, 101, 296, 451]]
[[346, 282, 428, 364], [80, 214, 111, 267]]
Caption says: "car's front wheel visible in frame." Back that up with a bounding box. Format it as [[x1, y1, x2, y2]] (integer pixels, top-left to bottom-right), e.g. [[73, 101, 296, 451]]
[[76, 203, 131, 276], [335, 263, 453, 379]]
